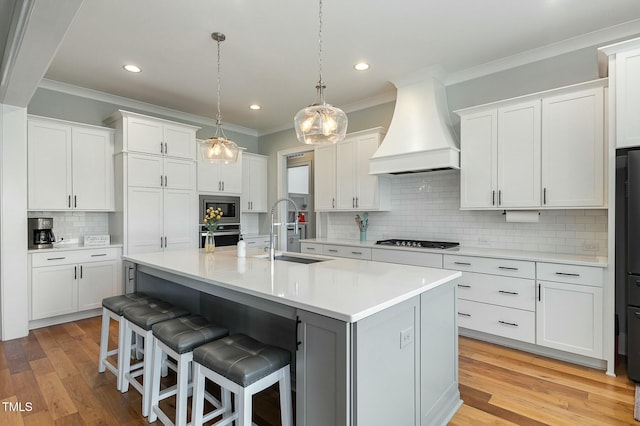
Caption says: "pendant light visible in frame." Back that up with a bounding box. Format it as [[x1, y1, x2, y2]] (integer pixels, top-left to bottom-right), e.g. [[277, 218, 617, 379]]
[[293, 0, 347, 145], [200, 32, 240, 163]]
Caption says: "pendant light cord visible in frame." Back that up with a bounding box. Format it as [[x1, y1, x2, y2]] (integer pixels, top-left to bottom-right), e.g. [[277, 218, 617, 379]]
[[216, 36, 223, 130], [317, 0, 325, 104]]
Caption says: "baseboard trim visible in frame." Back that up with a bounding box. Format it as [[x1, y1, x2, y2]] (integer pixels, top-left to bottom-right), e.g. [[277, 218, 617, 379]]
[[29, 309, 102, 330]]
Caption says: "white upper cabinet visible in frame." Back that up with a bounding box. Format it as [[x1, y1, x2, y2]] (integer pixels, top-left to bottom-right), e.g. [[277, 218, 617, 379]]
[[107, 110, 199, 159], [197, 147, 243, 195], [242, 153, 267, 212], [28, 116, 115, 211], [314, 144, 337, 211], [456, 79, 606, 210], [541, 87, 605, 207]]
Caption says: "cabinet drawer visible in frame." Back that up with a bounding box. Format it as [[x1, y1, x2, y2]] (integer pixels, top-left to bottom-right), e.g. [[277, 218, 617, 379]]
[[457, 299, 535, 344], [244, 237, 270, 250], [444, 254, 535, 279], [301, 243, 323, 254], [457, 272, 535, 311], [322, 244, 372, 260], [31, 248, 120, 267], [371, 248, 442, 268], [536, 262, 604, 287]]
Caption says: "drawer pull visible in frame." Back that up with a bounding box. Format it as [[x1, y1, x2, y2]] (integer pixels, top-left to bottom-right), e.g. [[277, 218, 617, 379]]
[[91, 253, 107, 257], [327, 249, 338, 253], [47, 257, 66, 261], [498, 320, 518, 327], [247, 241, 256, 245], [498, 266, 519, 271], [457, 284, 471, 289], [555, 272, 580, 277], [457, 312, 471, 317], [306, 247, 316, 251], [498, 290, 519, 295], [454, 262, 471, 266], [351, 251, 363, 255]]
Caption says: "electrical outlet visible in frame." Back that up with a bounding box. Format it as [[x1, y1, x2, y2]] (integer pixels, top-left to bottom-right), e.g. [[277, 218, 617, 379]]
[[581, 241, 599, 252], [478, 237, 489, 246], [400, 327, 413, 349]]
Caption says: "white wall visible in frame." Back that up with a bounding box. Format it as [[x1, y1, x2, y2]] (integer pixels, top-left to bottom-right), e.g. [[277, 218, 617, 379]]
[[325, 170, 607, 256]]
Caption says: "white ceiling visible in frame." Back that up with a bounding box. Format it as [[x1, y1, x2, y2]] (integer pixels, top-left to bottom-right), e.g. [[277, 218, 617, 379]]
[[42, 0, 640, 135]]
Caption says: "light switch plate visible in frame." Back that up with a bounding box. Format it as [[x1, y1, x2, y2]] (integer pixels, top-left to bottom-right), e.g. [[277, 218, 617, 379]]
[[400, 327, 413, 348]]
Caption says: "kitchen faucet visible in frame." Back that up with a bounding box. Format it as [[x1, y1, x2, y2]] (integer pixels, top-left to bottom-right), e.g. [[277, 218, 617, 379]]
[[269, 198, 299, 260]]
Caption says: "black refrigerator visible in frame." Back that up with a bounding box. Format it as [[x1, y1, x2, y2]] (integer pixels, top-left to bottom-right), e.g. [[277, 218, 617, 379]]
[[626, 150, 640, 380]]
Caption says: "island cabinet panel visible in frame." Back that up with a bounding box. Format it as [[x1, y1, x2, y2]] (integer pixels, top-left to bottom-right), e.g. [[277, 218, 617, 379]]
[[296, 309, 350, 426], [353, 297, 419, 426]]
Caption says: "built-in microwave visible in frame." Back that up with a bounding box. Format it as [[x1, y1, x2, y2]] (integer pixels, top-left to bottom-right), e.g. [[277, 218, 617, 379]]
[[199, 195, 240, 224]]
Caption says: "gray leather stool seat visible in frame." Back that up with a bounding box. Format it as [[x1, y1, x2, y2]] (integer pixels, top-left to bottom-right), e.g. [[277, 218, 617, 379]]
[[122, 300, 190, 330], [148, 315, 229, 425], [193, 334, 291, 387], [102, 292, 153, 314]]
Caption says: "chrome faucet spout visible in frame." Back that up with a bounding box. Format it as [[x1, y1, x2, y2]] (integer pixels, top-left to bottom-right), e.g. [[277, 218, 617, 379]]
[[269, 198, 299, 260]]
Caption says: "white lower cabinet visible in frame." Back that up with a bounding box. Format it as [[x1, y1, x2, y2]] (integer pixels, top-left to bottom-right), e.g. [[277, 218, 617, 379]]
[[243, 235, 271, 251], [30, 248, 122, 321], [536, 262, 603, 359]]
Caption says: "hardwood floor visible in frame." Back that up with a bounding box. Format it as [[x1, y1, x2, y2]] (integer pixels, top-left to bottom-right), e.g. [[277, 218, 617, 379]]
[[0, 315, 636, 425]]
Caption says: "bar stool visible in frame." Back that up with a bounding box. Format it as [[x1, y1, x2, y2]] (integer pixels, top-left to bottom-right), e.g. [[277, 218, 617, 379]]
[[148, 315, 229, 426], [191, 334, 293, 426], [98, 292, 153, 390], [121, 300, 190, 417]]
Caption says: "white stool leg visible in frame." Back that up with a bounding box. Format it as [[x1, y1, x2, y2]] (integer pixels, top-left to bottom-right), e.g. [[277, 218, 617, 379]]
[[147, 338, 164, 423], [115, 313, 127, 390], [191, 363, 205, 426], [175, 352, 191, 426], [120, 320, 133, 393], [141, 330, 153, 418], [98, 308, 110, 373], [221, 388, 233, 420], [279, 366, 292, 426], [237, 388, 252, 426]]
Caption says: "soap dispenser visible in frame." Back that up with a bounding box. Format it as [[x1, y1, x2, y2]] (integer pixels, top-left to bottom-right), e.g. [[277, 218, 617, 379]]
[[237, 235, 246, 258]]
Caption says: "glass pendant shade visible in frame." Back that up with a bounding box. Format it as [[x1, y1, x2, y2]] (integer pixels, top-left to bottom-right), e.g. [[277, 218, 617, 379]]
[[294, 102, 348, 145], [199, 136, 240, 163]]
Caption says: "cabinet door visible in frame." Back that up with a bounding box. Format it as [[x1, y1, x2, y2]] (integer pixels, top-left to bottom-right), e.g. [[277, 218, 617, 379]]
[[197, 153, 221, 193], [72, 127, 114, 210], [497, 101, 541, 208], [31, 265, 77, 320], [164, 158, 196, 190], [314, 145, 336, 210], [335, 140, 356, 209], [536, 280, 603, 358], [541, 87, 604, 207], [354, 134, 380, 210], [616, 48, 640, 148], [127, 187, 164, 254], [126, 116, 164, 155], [128, 153, 163, 188], [242, 154, 267, 212], [296, 309, 349, 426], [459, 110, 497, 209], [78, 261, 117, 310], [163, 189, 197, 250], [28, 120, 72, 210], [163, 123, 195, 159], [218, 151, 243, 194]]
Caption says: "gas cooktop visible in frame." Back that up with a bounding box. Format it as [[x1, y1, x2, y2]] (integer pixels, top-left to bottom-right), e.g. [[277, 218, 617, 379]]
[[375, 239, 460, 249]]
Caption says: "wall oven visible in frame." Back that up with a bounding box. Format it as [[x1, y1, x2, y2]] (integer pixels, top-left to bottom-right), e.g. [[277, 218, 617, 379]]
[[199, 195, 241, 248]]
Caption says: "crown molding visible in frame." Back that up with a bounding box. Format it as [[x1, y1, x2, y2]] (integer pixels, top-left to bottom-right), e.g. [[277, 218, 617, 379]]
[[37, 78, 259, 137], [446, 19, 640, 85]]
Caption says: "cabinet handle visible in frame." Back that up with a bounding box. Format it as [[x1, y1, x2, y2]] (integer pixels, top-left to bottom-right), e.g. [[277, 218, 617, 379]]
[[222, 181, 225, 191], [328, 249, 338, 253], [351, 251, 362, 255], [543, 187, 547, 205], [161, 175, 164, 187], [164, 143, 168, 155], [457, 312, 471, 317], [352, 197, 355, 208], [555, 272, 580, 277], [160, 237, 164, 248], [498, 266, 518, 271], [498, 320, 518, 327], [492, 190, 496, 206], [47, 257, 66, 261], [74, 195, 77, 208], [160, 142, 164, 154], [165, 236, 167, 247], [218, 181, 221, 191], [80, 265, 83, 279], [164, 176, 167, 187], [68, 195, 71, 208], [538, 283, 541, 301], [91, 253, 107, 257], [356, 197, 359, 208], [457, 284, 471, 288], [454, 261, 471, 266], [498, 290, 519, 295], [296, 316, 302, 350], [332, 198, 335, 208], [306, 247, 316, 251], [498, 190, 502, 205], [247, 241, 256, 245], [74, 266, 77, 279]]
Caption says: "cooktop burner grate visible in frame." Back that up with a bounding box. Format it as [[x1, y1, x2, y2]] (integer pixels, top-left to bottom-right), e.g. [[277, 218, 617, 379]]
[[375, 239, 460, 249]]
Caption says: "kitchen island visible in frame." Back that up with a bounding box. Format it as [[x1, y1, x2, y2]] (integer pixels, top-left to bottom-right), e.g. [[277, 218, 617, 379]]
[[123, 249, 462, 426]]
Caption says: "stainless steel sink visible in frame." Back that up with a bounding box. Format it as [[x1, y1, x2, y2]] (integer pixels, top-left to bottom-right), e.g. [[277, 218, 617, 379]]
[[274, 255, 326, 264]]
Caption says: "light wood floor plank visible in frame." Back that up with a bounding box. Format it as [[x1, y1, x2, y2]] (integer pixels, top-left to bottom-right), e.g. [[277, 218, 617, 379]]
[[33, 371, 77, 420], [10, 370, 48, 417]]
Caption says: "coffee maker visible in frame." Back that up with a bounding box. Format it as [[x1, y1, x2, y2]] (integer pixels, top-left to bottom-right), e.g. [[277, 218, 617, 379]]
[[28, 217, 56, 249]]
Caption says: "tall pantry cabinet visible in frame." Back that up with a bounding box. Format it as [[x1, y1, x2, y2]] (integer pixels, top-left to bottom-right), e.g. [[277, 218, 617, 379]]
[[106, 110, 200, 254]]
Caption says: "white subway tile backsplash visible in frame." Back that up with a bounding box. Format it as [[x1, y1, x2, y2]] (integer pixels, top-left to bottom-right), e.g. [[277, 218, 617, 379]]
[[325, 170, 608, 256], [28, 211, 109, 243]]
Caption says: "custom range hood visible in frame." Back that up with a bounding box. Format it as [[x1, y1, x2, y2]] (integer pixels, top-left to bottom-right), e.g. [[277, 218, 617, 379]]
[[369, 67, 460, 175]]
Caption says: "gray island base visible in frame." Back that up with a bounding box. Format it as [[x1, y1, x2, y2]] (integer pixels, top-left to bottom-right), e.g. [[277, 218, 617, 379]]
[[123, 249, 462, 425]]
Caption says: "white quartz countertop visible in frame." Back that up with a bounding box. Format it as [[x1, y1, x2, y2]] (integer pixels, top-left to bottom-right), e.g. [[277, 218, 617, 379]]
[[301, 238, 607, 267], [123, 248, 461, 323], [28, 243, 123, 254]]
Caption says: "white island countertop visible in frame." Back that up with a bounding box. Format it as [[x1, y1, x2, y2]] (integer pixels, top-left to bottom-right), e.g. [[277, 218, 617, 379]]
[[123, 248, 461, 323]]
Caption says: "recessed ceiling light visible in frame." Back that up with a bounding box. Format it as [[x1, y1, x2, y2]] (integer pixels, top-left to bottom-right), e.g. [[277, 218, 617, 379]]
[[249, 104, 261, 110], [123, 64, 141, 73], [354, 62, 370, 71]]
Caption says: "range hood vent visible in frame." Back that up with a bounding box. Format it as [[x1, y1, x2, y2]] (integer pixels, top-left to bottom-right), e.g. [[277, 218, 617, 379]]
[[369, 67, 460, 175]]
